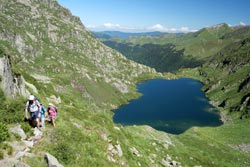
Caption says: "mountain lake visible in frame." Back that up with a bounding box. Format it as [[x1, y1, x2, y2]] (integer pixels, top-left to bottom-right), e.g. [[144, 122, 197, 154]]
[[113, 78, 223, 134]]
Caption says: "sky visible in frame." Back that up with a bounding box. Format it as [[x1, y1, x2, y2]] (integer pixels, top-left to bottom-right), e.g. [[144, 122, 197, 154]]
[[57, 0, 250, 33]]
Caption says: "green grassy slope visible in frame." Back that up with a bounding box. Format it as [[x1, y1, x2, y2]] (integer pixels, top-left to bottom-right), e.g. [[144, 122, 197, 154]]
[[103, 41, 203, 72], [170, 119, 250, 167], [0, 1, 250, 167], [198, 37, 250, 120], [99, 24, 250, 73], [0, 0, 158, 107]]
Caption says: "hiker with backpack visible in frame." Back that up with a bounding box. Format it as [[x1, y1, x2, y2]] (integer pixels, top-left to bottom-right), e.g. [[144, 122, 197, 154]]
[[47, 103, 58, 127], [39, 103, 46, 128], [25, 95, 41, 128]]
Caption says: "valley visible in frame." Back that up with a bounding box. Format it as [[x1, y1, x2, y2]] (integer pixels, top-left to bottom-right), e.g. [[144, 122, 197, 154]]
[[0, 0, 249, 167]]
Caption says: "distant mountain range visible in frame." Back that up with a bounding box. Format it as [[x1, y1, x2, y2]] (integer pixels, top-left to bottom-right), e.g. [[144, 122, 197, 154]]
[[0, 0, 250, 166], [97, 24, 250, 72], [92, 31, 173, 39], [96, 23, 250, 120]]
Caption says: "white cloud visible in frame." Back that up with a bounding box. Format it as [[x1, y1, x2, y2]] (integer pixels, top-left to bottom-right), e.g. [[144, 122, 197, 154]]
[[103, 23, 121, 29], [180, 27, 197, 33], [99, 23, 137, 31], [149, 24, 165, 31], [239, 21, 246, 26], [180, 27, 189, 32], [147, 24, 197, 33], [170, 28, 177, 32], [87, 22, 197, 33], [148, 24, 173, 32], [86, 23, 129, 31], [86, 24, 97, 29]]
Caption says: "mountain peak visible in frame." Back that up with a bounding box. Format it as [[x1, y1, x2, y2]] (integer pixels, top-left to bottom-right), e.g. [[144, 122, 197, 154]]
[[193, 23, 233, 38], [209, 23, 229, 29]]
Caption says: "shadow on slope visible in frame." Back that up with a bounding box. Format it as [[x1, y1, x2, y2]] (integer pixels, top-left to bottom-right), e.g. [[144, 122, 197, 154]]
[[104, 41, 204, 72]]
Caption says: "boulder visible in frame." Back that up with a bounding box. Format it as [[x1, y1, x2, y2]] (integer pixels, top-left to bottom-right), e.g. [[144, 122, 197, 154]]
[[130, 147, 141, 157], [22, 140, 34, 148], [15, 151, 35, 159], [45, 153, 64, 167], [7, 141, 26, 153], [0, 159, 30, 167], [33, 127, 42, 136], [115, 143, 123, 157], [46, 95, 61, 105], [9, 125, 27, 140]]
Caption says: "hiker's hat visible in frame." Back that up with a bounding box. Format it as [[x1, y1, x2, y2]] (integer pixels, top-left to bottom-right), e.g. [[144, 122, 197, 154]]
[[29, 95, 35, 100]]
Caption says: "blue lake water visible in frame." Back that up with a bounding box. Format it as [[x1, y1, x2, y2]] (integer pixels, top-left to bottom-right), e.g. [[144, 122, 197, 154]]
[[113, 78, 223, 134]]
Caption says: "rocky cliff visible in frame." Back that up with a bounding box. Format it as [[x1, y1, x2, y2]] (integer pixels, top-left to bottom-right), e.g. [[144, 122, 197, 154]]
[[199, 37, 250, 119], [0, 0, 157, 106], [1, 1, 250, 167], [0, 55, 29, 98]]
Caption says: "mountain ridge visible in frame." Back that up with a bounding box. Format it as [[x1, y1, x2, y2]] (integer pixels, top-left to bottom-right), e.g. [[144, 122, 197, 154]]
[[97, 23, 249, 72], [0, 0, 157, 104], [95, 23, 250, 120], [92, 31, 169, 39], [0, 1, 250, 167]]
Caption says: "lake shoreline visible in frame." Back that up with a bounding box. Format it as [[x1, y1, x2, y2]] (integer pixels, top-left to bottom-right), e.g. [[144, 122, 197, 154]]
[[113, 78, 222, 134]]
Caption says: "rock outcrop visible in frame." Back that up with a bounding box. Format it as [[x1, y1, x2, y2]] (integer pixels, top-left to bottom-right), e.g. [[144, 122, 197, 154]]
[[1, 124, 65, 167], [199, 36, 250, 119], [0, 159, 30, 167], [0, 125, 45, 167], [0, 55, 29, 98], [9, 125, 27, 140], [0, 0, 157, 99], [238, 74, 250, 92]]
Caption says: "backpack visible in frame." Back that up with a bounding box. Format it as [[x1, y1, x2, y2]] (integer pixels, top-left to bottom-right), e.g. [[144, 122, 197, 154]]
[[40, 106, 46, 115], [29, 103, 39, 113], [49, 106, 58, 116]]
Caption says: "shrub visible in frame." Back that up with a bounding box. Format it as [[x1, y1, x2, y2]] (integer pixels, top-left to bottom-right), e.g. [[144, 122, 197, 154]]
[[0, 98, 25, 124], [0, 44, 4, 58], [0, 151, 3, 159], [0, 89, 5, 104], [0, 123, 9, 143], [1, 143, 13, 155], [53, 142, 75, 165]]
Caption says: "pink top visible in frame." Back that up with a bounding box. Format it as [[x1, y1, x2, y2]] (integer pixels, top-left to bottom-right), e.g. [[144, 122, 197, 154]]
[[48, 106, 57, 117]]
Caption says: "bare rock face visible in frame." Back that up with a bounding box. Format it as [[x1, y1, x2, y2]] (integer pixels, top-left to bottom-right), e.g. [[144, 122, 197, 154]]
[[238, 74, 250, 92], [112, 82, 128, 93], [0, 56, 29, 98]]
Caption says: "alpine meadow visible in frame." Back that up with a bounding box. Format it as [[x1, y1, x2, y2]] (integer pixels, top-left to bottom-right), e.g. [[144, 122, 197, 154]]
[[0, 0, 250, 167]]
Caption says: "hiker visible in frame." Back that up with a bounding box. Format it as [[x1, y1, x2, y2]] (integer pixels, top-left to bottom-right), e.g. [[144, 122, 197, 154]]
[[39, 103, 46, 128], [25, 95, 40, 128], [47, 103, 58, 127]]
